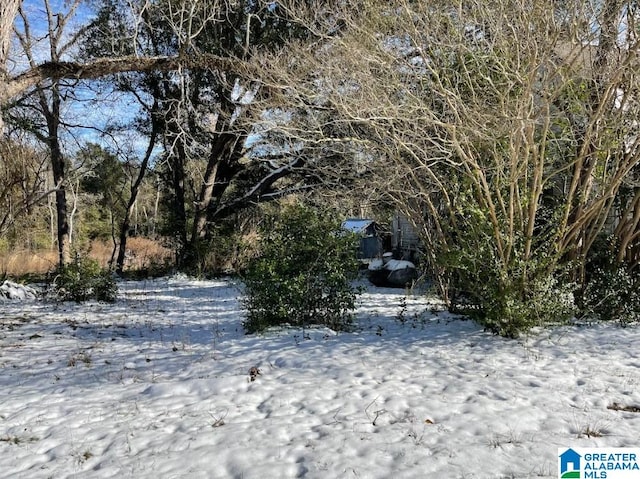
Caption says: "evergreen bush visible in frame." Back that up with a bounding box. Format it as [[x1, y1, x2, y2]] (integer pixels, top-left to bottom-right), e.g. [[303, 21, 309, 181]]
[[581, 238, 640, 324], [469, 271, 575, 338], [242, 205, 360, 334], [51, 255, 118, 302], [582, 265, 640, 324], [444, 215, 576, 337]]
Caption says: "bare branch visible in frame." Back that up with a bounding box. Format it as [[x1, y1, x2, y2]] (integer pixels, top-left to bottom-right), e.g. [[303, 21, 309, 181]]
[[2, 53, 252, 107]]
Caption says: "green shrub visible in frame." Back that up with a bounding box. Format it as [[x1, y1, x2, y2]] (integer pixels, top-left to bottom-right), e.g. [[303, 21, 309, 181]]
[[51, 255, 118, 302], [582, 265, 639, 324], [466, 272, 576, 338], [445, 230, 575, 337], [581, 239, 640, 325], [242, 205, 360, 334]]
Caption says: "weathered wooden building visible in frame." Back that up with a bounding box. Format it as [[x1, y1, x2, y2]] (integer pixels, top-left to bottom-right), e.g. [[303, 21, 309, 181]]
[[341, 218, 386, 261], [391, 213, 421, 263]]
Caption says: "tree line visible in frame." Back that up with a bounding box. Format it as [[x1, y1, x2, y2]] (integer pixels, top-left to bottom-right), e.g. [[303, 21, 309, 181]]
[[1, 0, 639, 334]]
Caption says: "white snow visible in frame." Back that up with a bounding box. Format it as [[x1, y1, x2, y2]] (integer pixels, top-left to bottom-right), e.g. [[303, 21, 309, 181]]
[[368, 258, 415, 271], [1, 277, 639, 478], [1, 281, 38, 301], [385, 259, 415, 271]]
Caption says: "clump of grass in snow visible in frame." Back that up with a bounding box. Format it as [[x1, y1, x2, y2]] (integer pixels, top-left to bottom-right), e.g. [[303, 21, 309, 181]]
[[0, 435, 38, 445], [68, 350, 92, 367]]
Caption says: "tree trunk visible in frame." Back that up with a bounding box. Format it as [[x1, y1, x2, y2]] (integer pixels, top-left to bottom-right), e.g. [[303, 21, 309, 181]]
[[560, 0, 622, 279], [116, 127, 158, 273], [45, 83, 71, 266], [0, 0, 21, 132], [190, 132, 244, 242], [0, 0, 20, 75], [171, 137, 189, 267]]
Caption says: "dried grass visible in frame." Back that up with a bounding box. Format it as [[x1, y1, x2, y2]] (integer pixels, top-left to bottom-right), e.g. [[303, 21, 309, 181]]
[[0, 249, 58, 276], [0, 238, 173, 277]]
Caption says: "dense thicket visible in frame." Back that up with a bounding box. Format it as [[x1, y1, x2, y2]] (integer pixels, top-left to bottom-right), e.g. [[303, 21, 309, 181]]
[[259, 0, 640, 334], [2, 0, 639, 333]]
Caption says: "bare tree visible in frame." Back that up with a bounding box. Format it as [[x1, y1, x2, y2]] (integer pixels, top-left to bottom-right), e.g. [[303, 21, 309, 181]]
[[0, 137, 51, 240], [84, 0, 342, 270], [115, 102, 160, 273], [263, 0, 640, 333], [3, 0, 254, 266], [10, 0, 87, 264], [0, 0, 251, 121]]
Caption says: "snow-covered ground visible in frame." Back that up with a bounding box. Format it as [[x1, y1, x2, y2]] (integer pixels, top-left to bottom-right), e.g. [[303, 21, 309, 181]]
[[1, 277, 639, 478]]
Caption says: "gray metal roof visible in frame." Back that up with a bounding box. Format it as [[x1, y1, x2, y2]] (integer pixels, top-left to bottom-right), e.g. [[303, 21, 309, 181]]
[[342, 218, 376, 233]]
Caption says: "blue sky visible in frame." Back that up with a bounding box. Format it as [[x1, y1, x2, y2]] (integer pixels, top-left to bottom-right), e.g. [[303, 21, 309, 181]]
[[13, 0, 151, 160]]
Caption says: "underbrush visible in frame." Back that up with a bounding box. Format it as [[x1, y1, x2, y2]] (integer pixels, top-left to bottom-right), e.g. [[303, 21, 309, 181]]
[[49, 255, 117, 303]]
